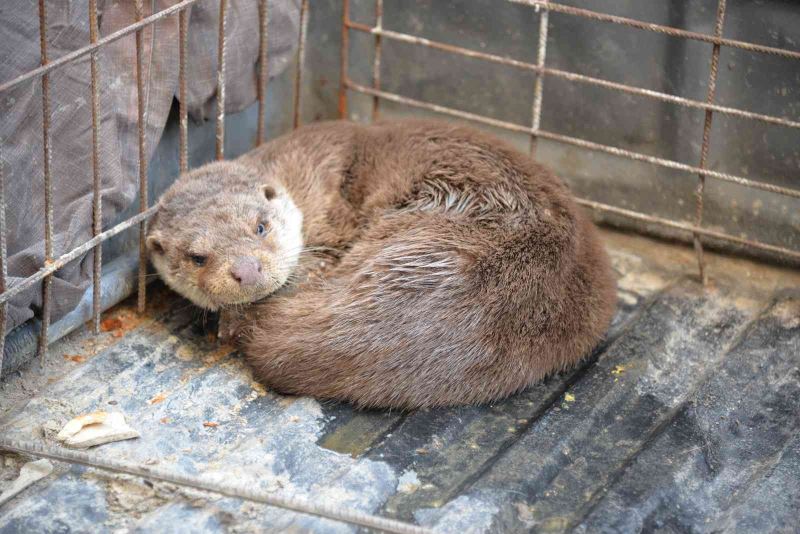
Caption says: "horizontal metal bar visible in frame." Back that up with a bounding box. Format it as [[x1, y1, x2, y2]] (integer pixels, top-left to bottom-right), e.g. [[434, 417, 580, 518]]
[[0, 0, 202, 94], [0, 206, 158, 306], [345, 22, 800, 130], [509, 0, 800, 61], [575, 198, 800, 261], [0, 438, 431, 534], [345, 81, 800, 199]]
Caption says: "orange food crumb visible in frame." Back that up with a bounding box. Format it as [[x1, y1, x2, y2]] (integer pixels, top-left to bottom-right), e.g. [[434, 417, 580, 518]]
[[203, 421, 219, 428], [160, 417, 170, 424], [63, 354, 86, 363], [148, 392, 167, 405]]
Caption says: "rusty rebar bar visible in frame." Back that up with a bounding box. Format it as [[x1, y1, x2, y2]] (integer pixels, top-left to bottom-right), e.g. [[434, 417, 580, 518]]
[[89, 0, 102, 334], [693, 0, 726, 283], [134, 0, 148, 314], [293, 0, 309, 129], [0, 207, 158, 307], [338, 0, 350, 119], [179, 8, 189, 173], [510, 0, 800, 61], [0, 438, 432, 534], [345, 22, 800, 131], [0, 0, 202, 95], [575, 198, 800, 261], [371, 0, 384, 120], [37, 0, 53, 366], [529, 0, 549, 155], [216, 0, 228, 160], [0, 143, 7, 376], [256, 0, 269, 146]]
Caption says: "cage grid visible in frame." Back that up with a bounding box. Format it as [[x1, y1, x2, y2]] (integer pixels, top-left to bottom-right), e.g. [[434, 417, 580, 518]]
[[0, 0, 799, 526]]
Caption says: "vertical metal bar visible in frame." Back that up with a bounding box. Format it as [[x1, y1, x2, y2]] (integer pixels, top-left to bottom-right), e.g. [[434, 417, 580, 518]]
[[89, 0, 102, 334], [0, 142, 7, 377], [134, 0, 148, 313], [216, 0, 228, 160], [293, 0, 309, 129], [179, 7, 189, 173], [370, 0, 383, 121], [338, 0, 350, 119], [38, 0, 53, 365], [693, 0, 726, 284], [256, 0, 269, 146], [529, 0, 550, 155]]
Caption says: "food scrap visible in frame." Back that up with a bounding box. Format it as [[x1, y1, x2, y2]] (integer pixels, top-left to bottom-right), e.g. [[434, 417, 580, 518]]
[[202, 421, 219, 428], [55, 411, 139, 449], [148, 392, 168, 405], [63, 354, 86, 363], [564, 392, 576, 402], [611, 365, 626, 375]]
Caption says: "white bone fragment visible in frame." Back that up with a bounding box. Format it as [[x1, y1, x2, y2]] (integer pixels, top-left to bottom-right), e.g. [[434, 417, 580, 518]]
[[56, 412, 139, 449], [0, 459, 54, 506]]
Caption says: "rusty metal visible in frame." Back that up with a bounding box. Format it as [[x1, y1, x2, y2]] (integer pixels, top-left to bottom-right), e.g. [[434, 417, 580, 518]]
[[293, 0, 309, 129], [693, 0, 727, 283], [256, 0, 269, 146], [575, 198, 800, 262], [510, 0, 800, 61], [344, 22, 800, 131], [216, 0, 228, 160], [0, 0, 203, 95], [371, 0, 384, 120], [89, 0, 102, 334], [0, 208, 158, 308], [179, 8, 189, 173], [134, 0, 148, 314], [529, 0, 549, 155], [37, 0, 53, 365], [0, 143, 6, 376], [338, 0, 350, 119]]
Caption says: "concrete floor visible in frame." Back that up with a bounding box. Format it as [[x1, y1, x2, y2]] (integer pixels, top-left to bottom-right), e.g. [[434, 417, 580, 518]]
[[1, 229, 799, 533]]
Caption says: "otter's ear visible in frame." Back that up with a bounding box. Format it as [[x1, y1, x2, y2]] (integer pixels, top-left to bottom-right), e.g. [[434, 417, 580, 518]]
[[261, 184, 278, 201], [146, 232, 165, 255]]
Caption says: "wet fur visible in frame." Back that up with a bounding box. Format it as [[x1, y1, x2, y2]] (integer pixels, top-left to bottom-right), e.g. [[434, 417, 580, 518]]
[[150, 119, 616, 409]]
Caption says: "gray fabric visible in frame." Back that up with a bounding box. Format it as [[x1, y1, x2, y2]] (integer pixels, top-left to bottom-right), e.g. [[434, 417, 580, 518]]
[[0, 0, 299, 334]]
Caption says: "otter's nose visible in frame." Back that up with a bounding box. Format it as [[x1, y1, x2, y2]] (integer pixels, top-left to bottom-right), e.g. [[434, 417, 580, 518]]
[[230, 256, 263, 287]]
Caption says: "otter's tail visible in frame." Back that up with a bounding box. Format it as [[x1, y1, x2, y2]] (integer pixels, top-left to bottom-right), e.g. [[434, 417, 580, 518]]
[[242, 211, 615, 409]]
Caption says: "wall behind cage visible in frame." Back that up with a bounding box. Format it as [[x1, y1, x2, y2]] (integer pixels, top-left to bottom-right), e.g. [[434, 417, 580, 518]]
[[300, 0, 800, 264]]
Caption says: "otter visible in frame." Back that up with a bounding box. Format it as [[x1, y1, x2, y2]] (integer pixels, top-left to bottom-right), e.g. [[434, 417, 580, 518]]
[[146, 119, 616, 409]]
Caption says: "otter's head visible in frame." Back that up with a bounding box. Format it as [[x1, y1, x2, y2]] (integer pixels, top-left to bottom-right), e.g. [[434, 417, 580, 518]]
[[146, 161, 303, 310]]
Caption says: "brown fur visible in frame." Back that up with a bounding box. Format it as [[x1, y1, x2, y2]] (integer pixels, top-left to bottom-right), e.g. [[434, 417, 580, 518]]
[[147, 119, 617, 409]]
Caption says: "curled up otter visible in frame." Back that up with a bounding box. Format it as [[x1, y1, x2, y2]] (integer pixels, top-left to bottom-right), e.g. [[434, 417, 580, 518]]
[[146, 120, 616, 409]]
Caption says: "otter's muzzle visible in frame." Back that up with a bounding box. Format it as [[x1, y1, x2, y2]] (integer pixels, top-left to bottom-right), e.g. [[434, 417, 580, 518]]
[[230, 256, 263, 287]]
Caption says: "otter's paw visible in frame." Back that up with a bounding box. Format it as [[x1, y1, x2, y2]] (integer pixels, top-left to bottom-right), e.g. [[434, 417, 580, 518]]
[[218, 307, 257, 346]]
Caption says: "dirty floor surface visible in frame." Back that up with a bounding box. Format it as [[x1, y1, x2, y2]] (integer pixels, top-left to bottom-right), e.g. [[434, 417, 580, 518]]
[[1, 230, 799, 533]]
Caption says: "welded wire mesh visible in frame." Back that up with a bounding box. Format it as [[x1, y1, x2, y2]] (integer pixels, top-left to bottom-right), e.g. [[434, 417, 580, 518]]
[[339, 0, 800, 270]]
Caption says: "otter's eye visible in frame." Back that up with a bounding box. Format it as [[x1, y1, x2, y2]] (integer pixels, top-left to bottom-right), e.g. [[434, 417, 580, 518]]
[[256, 223, 268, 237], [189, 254, 207, 266]]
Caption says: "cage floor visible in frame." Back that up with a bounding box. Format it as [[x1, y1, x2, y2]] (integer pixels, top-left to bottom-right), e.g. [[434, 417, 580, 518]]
[[1, 230, 799, 533]]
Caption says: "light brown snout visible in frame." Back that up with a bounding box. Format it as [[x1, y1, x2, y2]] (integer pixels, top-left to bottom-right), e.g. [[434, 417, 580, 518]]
[[230, 256, 263, 286]]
